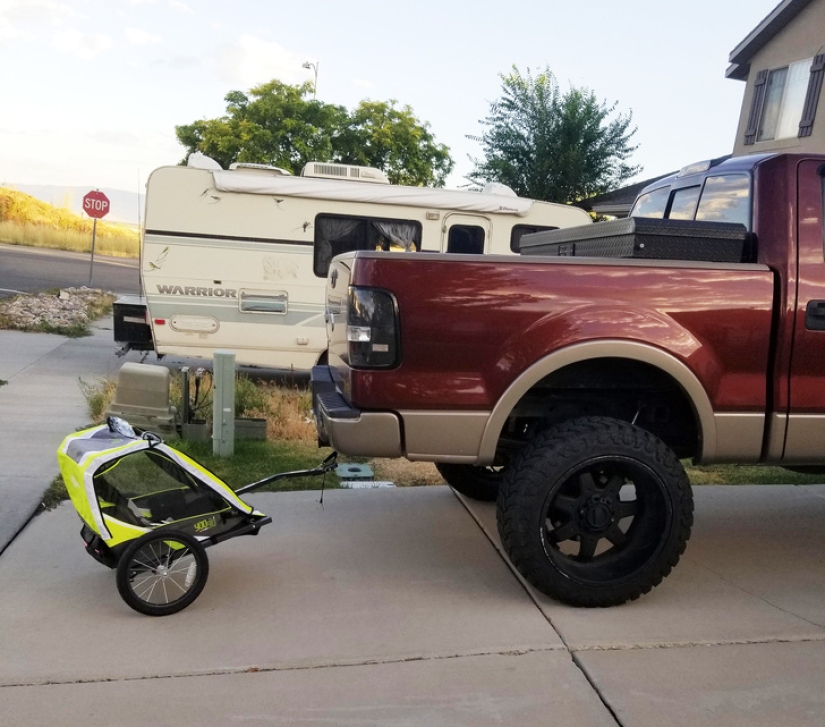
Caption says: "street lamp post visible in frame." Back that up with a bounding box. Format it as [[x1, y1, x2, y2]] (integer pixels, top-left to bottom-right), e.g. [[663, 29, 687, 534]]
[[302, 60, 319, 100]]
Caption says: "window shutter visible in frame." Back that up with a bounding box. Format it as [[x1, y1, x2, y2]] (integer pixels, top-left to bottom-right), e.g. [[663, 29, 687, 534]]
[[744, 70, 770, 145], [798, 54, 825, 138]]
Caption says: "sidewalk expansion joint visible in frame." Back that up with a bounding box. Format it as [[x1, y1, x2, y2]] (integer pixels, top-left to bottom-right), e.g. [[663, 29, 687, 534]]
[[0, 647, 561, 689], [571, 652, 625, 727], [569, 632, 825, 653]]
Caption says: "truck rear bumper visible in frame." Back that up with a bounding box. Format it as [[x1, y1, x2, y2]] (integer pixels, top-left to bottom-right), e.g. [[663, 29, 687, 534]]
[[311, 366, 403, 457]]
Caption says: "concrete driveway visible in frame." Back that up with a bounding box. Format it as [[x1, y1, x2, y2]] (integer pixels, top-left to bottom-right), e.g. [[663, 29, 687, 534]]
[[1, 323, 825, 726]]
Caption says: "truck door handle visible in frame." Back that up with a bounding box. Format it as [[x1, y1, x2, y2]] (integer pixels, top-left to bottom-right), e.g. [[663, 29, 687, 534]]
[[806, 300, 825, 330]]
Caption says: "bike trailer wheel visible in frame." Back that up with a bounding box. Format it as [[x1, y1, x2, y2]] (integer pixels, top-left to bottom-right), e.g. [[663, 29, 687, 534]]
[[116, 530, 209, 616]]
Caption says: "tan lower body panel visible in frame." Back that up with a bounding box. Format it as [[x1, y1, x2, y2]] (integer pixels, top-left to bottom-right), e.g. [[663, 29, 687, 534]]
[[400, 410, 491, 463], [324, 412, 403, 458], [781, 414, 825, 463], [700, 412, 766, 464]]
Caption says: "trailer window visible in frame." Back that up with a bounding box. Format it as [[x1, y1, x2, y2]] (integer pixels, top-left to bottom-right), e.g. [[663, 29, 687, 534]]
[[630, 186, 670, 218], [510, 225, 559, 252], [695, 174, 750, 228], [447, 225, 485, 254], [314, 215, 422, 276]]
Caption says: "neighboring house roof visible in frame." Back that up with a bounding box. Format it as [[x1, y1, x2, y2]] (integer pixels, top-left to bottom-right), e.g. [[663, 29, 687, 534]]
[[574, 172, 674, 217], [727, 0, 815, 80]]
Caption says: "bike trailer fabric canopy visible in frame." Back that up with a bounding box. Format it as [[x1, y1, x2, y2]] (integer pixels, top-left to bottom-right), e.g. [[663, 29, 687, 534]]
[[57, 424, 264, 548]]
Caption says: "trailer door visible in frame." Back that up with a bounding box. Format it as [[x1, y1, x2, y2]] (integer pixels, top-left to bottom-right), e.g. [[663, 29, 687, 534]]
[[441, 214, 491, 254]]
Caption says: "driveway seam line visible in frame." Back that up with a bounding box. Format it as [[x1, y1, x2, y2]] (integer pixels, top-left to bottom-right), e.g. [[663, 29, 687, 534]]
[[0, 647, 561, 689]]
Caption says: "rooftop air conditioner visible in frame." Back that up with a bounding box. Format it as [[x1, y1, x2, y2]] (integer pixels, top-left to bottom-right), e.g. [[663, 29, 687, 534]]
[[301, 162, 390, 184]]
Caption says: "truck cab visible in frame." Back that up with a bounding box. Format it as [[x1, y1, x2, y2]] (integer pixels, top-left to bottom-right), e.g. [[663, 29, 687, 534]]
[[628, 153, 779, 228]]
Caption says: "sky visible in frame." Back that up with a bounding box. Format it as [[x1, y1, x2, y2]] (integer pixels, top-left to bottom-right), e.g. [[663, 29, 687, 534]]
[[0, 0, 782, 197]]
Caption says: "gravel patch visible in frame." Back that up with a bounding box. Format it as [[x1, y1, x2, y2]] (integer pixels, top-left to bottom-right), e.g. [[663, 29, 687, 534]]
[[0, 287, 113, 333]]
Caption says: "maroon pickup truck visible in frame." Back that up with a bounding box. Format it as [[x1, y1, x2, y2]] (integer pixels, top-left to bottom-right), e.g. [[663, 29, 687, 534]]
[[312, 152, 825, 607]]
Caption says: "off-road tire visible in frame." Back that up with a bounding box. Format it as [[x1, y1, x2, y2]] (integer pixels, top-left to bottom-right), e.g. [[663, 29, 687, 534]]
[[437, 463, 504, 502], [497, 416, 693, 607]]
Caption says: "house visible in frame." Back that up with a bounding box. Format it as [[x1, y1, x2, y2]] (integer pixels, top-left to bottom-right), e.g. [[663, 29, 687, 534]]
[[579, 0, 823, 218], [729, 0, 825, 155]]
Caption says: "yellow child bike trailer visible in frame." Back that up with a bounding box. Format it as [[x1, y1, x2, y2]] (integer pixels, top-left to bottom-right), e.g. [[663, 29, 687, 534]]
[[57, 417, 336, 616]]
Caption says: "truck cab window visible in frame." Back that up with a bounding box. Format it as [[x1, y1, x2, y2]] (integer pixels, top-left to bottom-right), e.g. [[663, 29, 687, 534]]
[[667, 186, 701, 220], [314, 215, 421, 276], [447, 225, 485, 254], [630, 186, 670, 218], [695, 174, 750, 228]]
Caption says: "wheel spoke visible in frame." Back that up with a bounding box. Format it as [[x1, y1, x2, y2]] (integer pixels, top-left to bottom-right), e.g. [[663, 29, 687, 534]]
[[604, 523, 628, 547], [552, 494, 578, 515], [578, 535, 599, 561], [602, 473, 625, 498], [577, 471, 597, 495], [550, 520, 578, 543], [616, 500, 639, 520]]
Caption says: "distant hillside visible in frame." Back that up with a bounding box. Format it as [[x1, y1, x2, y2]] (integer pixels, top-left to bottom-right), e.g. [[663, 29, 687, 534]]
[[7, 184, 144, 226], [0, 187, 139, 240]]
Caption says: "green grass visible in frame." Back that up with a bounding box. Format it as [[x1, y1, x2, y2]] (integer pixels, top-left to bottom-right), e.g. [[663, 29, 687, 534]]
[[171, 438, 338, 492], [44, 439, 338, 511], [684, 463, 825, 485]]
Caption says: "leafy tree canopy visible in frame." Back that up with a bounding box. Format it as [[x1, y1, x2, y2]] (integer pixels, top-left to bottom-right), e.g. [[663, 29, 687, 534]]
[[176, 80, 454, 187], [468, 66, 641, 203]]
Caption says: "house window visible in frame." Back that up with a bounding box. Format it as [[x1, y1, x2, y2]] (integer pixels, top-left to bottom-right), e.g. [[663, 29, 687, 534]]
[[745, 55, 825, 144], [757, 59, 813, 141]]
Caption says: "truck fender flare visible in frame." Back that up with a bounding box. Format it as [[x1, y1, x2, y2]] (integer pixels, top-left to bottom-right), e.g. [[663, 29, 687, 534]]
[[478, 339, 716, 462]]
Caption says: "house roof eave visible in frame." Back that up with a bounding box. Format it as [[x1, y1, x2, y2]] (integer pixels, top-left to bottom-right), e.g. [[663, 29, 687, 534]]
[[726, 0, 814, 79]]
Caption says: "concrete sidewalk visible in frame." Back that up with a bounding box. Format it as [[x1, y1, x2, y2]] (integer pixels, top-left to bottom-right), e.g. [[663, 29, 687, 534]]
[[0, 322, 143, 554], [2, 325, 825, 725], [2, 486, 825, 726]]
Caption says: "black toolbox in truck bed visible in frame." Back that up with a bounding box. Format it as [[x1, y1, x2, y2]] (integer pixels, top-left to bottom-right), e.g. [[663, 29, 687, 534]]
[[519, 217, 753, 263]]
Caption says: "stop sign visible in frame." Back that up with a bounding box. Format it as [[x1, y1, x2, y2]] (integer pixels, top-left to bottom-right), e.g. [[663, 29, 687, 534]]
[[83, 190, 110, 219]]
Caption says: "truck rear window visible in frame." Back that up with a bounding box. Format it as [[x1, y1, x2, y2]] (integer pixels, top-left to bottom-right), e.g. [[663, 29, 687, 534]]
[[631, 173, 751, 229], [667, 186, 700, 220], [631, 187, 669, 218], [694, 175, 750, 227]]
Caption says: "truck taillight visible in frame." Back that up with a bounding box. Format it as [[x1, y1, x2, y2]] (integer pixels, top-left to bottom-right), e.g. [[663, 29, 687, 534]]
[[347, 287, 399, 368]]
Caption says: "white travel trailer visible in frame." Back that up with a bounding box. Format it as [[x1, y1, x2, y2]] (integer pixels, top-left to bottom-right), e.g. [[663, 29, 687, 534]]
[[115, 154, 591, 370]]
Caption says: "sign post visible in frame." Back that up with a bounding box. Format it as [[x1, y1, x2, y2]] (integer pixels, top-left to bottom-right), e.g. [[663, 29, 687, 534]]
[[83, 190, 110, 286]]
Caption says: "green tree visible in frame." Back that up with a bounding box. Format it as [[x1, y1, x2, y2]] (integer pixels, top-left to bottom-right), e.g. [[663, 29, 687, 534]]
[[176, 81, 453, 186], [335, 100, 453, 186], [468, 66, 640, 203]]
